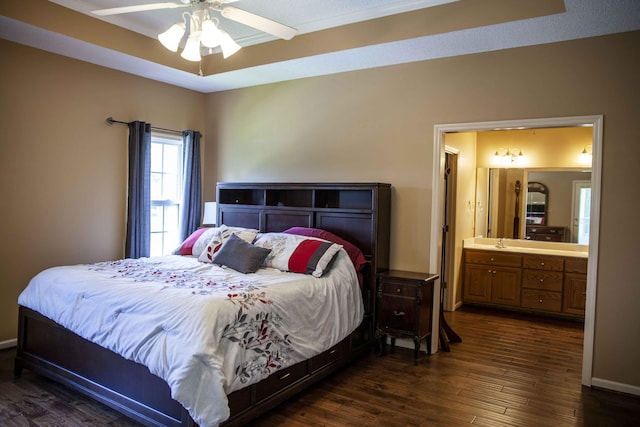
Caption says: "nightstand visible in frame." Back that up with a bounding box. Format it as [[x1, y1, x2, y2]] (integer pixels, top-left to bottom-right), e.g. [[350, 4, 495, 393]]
[[376, 270, 439, 365]]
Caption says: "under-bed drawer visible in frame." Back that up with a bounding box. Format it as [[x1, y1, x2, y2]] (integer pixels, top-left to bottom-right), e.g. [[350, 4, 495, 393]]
[[254, 360, 308, 402], [309, 339, 349, 373], [227, 386, 252, 416]]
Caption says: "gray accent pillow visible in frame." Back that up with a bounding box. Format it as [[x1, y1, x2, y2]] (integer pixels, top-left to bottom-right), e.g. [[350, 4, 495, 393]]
[[213, 233, 271, 274]]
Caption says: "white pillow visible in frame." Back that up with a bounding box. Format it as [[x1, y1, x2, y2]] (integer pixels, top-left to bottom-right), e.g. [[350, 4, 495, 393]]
[[198, 226, 259, 263], [253, 233, 342, 277]]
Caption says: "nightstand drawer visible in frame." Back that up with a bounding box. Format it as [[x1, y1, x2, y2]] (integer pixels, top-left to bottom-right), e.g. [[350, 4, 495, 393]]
[[380, 281, 416, 298], [522, 270, 563, 292], [378, 296, 415, 331]]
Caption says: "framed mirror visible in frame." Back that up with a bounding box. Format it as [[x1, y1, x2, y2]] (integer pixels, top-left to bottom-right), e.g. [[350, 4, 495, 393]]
[[475, 169, 591, 243], [525, 182, 548, 225]]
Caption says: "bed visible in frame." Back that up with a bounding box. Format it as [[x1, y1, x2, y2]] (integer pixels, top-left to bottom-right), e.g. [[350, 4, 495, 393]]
[[15, 182, 391, 426]]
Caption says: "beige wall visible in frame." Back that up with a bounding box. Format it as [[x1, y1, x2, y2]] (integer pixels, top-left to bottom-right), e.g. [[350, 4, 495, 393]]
[[205, 31, 640, 389], [476, 127, 593, 168], [0, 40, 206, 342], [1, 30, 639, 392]]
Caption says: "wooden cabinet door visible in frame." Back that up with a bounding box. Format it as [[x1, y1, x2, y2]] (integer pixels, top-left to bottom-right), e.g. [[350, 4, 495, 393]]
[[491, 267, 522, 306], [463, 264, 492, 303], [563, 273, 587, 315]]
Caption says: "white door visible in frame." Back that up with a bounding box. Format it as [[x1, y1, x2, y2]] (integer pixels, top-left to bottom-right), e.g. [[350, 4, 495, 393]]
[[572, 180, 591, 244]]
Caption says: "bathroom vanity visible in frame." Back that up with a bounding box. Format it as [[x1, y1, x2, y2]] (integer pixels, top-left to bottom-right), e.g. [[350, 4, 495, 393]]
[[462, 238, 588, 319]]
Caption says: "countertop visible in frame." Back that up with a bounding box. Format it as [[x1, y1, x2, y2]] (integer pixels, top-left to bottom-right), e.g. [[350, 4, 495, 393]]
[[463, 238, 588, 258]]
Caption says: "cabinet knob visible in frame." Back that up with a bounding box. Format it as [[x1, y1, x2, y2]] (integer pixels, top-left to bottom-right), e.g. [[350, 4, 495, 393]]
[[540, 279, 544, 282], [539, 299, 543, 303], [396, 288, 401, 293], [492, 270, 496, 274], [490, 257, 494, 262], [393, 310, 406, 317], [540, 262, 545, 266]]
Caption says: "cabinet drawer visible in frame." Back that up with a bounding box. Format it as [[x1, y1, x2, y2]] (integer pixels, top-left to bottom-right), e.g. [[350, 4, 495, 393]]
[[521, 289, 562, 312], [565, 257, 587, 274], [528, 234, 564, 242], [380, 281, 416, 298], [254, 361, 307, 402], [522, 270, 563, 292], [522, 255, 563, 271], [527, 226, 565, 235], [464, 250, 522, 268], [309, 339, 349, 373], [378, 296, 415, 332]]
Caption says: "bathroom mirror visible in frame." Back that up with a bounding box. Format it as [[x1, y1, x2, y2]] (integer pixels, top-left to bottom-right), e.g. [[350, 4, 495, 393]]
[[476, 168, 591, 243]]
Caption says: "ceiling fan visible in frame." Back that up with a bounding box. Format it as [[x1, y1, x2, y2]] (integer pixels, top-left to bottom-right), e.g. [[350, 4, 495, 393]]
[[91, 0, 298, 61]]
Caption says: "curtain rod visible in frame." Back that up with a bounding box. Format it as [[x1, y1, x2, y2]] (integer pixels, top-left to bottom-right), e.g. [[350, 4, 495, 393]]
[[105, 117, 183, 135]]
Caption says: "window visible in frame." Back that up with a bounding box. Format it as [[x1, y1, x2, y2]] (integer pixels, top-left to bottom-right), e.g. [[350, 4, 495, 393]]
[[150, 133, 183, 256]]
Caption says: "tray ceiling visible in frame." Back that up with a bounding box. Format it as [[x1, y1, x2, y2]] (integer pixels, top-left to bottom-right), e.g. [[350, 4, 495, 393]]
[[1, 0, 639, 93]]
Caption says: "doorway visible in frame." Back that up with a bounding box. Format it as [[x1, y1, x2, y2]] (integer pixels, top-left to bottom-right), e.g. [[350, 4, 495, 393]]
[[430, 115, 602, 387]]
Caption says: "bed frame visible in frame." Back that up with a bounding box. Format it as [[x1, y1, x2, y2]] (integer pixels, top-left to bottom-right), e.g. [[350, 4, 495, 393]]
[[15, 182, 391, 426]]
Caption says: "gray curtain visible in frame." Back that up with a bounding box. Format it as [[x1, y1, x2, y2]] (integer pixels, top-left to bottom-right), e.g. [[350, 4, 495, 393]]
[[179, 130, 202, 241], [125, 121, 151, 258]]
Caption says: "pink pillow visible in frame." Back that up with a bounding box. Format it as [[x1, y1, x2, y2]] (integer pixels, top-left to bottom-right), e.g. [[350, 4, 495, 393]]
[[174, 227, 213, 256]]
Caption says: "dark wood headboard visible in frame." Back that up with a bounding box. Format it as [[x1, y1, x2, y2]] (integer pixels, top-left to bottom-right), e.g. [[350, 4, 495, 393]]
[[216, 182, 391, 332]]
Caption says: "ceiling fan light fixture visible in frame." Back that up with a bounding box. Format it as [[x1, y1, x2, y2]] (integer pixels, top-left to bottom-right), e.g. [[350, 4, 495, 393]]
[[158, 22, 186, 52], [181, 35, 202, 61], [200, 18, 222, 48], [219, 30, 241, 58]]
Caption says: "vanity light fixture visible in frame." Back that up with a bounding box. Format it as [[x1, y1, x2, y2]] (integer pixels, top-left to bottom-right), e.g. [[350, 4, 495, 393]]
[[158, 9, 241, 62], [492, 147, 524, 166], [579, 145, 593, 165]]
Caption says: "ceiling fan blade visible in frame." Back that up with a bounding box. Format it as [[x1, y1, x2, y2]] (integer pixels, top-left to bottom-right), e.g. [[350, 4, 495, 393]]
[[92, 2, 187, 16], [219, 6, 298, 40]]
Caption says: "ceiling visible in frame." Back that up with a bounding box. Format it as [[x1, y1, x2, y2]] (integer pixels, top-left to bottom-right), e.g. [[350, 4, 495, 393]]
[[1, 0, 639, 93]]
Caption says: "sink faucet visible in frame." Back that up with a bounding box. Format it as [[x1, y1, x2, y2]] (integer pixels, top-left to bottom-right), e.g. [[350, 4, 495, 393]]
[[496, 238, 506, 248]]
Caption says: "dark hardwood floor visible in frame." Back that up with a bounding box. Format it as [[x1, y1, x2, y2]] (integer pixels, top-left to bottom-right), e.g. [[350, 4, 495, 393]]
[[2, 306, 638, 426]]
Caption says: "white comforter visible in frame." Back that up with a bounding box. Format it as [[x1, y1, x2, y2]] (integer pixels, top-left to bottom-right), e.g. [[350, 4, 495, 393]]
[[18, 250, 363, 426]]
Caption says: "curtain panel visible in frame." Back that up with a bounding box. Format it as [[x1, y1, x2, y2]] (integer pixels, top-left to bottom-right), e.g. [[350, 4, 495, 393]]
[[180, 130, 202, 242], [125, 121, 151, 258]]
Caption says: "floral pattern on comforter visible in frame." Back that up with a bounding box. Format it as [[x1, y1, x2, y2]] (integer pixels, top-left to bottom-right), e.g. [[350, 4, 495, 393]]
[[89, 259, 296, 384], [18, 251, 363, 427]]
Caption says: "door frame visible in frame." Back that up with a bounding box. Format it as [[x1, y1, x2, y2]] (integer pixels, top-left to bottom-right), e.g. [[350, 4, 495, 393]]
[[430, 115, 603, 387]]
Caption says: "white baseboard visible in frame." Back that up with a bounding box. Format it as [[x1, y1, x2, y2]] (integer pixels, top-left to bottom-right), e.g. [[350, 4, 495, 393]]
[[0, 338, 17, 350], [591, 377, 640, 397]]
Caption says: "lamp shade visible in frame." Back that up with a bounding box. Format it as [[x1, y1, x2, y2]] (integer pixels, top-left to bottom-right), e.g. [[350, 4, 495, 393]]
[[181, 35, 202, 61], [201, 19, 222, 48], [219, 30, 241, 58], [158, 23, 185, 52], [202, 202, 217, 225]]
